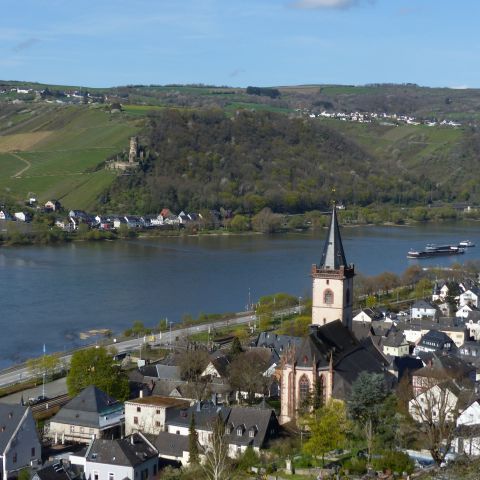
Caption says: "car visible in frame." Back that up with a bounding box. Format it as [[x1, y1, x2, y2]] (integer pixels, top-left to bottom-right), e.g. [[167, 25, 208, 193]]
[[28, 395, 49, 406]]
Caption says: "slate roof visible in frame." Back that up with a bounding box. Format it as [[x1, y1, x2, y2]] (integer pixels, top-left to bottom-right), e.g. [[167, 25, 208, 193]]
[[51, 386, 122, 429], [167, 402, 231, 430], [388, 356, 424, 380], [86, 433, 157, 467], [418, 330, 456, 350], [293, 321, 387, 399], [224, 406, 278, 449], [33, 462, 80, 480], [319, 206, 348, 270], [412, 300, 436, 310], [414, 353, 475, 380], [0, 403, 28, 453], [151, 431, 190, 457], [383, 331, 408, 348]]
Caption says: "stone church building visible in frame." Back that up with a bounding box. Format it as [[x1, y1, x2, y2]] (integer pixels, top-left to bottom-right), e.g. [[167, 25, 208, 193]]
[[279, 206, 387, 424]]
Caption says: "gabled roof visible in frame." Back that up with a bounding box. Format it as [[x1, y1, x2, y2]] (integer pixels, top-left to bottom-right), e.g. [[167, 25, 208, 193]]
[[166, 402, 231, 430], [0, 403, 28, 453], [319, 206, 347, 270], [51, 386, 122, 428], [383, 331, 408, 348], [151, 431, 190, 457], [224, 406, 278, 448], [87, 433, 157, 467], [412, 300, 436, 310]]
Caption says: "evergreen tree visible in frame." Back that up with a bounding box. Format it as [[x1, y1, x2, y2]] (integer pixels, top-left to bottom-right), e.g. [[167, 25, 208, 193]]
[[229, 336, 243, 356], [189, 413, 200, 465]]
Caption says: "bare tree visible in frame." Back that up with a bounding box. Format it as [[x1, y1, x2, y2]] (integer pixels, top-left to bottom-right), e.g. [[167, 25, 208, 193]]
[[228, 349, 271, 403], [201, 414, 231, 480], [409, 380, 466, 465]]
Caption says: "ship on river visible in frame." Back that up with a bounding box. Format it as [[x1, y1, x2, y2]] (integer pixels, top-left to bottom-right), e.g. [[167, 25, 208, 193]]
[[407, 244, 465, 259]]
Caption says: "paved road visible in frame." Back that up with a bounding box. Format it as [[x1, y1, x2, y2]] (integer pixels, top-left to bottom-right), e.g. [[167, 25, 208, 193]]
[[0, 310, 266, 389], [0, 306, 300, 391]]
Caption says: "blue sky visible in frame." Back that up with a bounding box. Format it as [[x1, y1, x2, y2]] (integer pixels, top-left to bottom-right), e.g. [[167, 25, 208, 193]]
[[2, 0, 480, 88]]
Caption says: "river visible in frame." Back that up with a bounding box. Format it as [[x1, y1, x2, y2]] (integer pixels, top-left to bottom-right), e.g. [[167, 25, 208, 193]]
[[0, 222, 479, 368]]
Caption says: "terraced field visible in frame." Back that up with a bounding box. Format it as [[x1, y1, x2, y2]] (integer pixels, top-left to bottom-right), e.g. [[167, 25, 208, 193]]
[[0, 105, 140, 209]]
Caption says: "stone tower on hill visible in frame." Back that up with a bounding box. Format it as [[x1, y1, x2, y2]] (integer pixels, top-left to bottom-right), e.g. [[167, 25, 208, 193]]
[[129, 136, 138, 163], [311, 205, 355, 330]]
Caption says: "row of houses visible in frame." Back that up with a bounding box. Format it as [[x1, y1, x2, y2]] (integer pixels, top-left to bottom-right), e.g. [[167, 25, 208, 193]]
[[299, 107, 462, 128]]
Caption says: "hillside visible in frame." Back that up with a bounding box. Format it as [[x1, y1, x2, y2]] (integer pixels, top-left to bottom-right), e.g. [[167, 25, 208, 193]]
[[0, 104, 139, 209], [103, 109, 480, 214], [2, 81, 480, 214]]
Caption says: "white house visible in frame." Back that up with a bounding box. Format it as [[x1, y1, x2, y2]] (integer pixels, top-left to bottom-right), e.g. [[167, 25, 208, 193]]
[[453, 400, 480, 456], [71, 433, 159, 480], [0, 404, 42, 480], [14, 212, 31, 222], [456, 304, 476, 319], [124, 395, 189, 436], [411, 300, 438, 320], [353, 308, 383, 323], [460, 288, 480, 308], [408, 383, 459, 424], [382, 332, 410, 357]]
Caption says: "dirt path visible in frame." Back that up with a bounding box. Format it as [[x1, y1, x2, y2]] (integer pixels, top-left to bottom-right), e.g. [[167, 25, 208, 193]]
[[10, 152, 32, 178]]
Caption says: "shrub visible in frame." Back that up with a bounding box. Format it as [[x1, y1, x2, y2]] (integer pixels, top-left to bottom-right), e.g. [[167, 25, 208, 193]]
[[372, 450, 414, 474], [343, 457, 367, 475]]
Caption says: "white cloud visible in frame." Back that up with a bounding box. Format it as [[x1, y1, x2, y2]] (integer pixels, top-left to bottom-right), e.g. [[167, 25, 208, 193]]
[[291, 0, 374, 9]]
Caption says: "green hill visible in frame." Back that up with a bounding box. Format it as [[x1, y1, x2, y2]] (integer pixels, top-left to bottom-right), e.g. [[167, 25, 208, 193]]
[[0, 104, 139, 209]]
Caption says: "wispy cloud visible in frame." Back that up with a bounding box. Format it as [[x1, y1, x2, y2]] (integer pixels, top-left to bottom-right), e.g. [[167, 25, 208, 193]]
[[291, 0, 375, 9], [12, 37, 40, 52]]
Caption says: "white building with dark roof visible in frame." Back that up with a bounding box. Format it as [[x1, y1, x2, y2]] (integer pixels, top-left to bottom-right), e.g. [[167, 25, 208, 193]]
[[45, 386, 124, 444], [0, 403, 41, 479]]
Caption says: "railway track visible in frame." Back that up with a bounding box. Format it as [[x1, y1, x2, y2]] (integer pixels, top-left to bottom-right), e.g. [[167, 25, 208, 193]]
[[30, 394, 70, 415]]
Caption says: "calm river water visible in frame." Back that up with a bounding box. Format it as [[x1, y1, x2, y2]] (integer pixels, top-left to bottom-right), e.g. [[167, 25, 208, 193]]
[[1, 222, 480, 367]]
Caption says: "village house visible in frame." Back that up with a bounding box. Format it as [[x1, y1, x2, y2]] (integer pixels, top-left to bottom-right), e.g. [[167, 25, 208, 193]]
[[70, 433, 159, 480], [353, 308, 384, 323], [453, 399, 480, 456], [0, 403, 41, 480], [460, 287, 480, 308], [46, 386, 124, 444], [44, 200, 61, 212], [124, 395, 190, 436], [411, 354, 475, 396], [382, 331, 410, 357], [14, 212, 31, 222], [0, 210, 14, 221], [411, 300, 439, 320], [414, 330, 456, 355]]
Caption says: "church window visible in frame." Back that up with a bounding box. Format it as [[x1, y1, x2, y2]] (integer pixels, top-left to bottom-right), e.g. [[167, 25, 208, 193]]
[[324, 289, 334, 305], [299, 375, 310, 402], [326, 279, 329, 285]]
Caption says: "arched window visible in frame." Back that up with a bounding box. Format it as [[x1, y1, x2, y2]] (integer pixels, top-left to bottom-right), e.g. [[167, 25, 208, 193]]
[[324, 289, 334, 305], [299, 375, 310, 403]]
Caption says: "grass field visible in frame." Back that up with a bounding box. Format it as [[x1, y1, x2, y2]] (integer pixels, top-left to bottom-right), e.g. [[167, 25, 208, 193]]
[[0, 105, 140, 209]]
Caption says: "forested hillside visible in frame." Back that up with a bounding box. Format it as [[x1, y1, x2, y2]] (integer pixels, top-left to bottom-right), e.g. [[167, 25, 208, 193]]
[[103, 109, 480, 214]]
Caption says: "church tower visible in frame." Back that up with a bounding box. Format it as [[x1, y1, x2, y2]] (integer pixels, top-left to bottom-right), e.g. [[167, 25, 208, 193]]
[[311, 205, 354, 330]]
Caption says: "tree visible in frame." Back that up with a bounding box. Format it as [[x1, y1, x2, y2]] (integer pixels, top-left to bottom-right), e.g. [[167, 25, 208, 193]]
[[408, 381, 463, 465], [348, 372, 388, 463], [27, 353, 61, 381], [228, 349, 271, 403], [189, 413, 200, 465], [66, 346, 129, 400], [229, 337, 243, 356], [302, 399, 349, 466], [251, 208, 282, 233], [229, 214, 250, 232], [201, 414, 231, 480], [178, 347, 210, 400]]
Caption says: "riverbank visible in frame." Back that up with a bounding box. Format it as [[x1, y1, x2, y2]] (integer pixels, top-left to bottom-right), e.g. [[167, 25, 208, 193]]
[[1, 214, 479, 248]]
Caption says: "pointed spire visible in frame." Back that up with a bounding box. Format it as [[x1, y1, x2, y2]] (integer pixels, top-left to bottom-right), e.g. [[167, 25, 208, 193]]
[[319, 204, 347, 269]]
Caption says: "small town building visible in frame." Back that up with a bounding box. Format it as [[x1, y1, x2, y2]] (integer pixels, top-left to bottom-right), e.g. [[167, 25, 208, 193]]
[[0, 403, 41, 480], [71, 433, 158, 480], [124, 396, 189, 436], [46, 386, 124, 444]]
